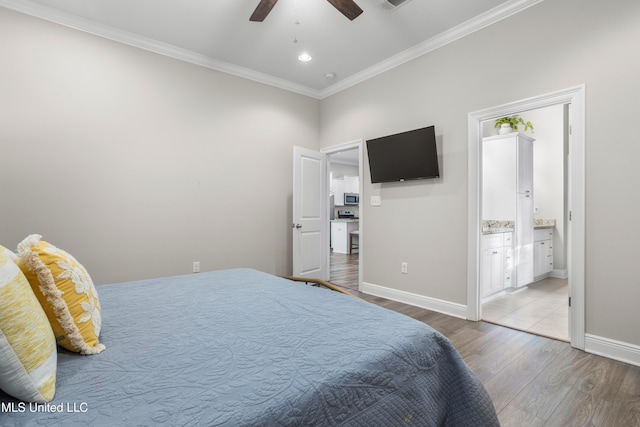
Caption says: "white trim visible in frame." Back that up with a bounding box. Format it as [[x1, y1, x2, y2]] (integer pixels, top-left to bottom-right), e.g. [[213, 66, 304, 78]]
[[585, 334, 640, 367], [319, 0, 543, 99], [0, 0, 320, 98], [1, 0, 542, 100], [551, 268, 568, 279], [467, 85, 586, 350], [362, 282, 468, 320], [322, 140, 364, 291]]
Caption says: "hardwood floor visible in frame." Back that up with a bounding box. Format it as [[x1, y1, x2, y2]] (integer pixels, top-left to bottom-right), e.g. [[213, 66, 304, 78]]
[[328, 252, 359, 292], [329, 252, 640, 426]]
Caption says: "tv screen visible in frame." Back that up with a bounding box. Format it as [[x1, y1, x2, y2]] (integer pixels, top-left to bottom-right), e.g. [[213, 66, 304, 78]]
[[366, 125, 439, 183]]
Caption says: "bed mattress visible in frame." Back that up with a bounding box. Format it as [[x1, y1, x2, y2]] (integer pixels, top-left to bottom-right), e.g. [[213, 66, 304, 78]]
[[0, 268, 498, 426]]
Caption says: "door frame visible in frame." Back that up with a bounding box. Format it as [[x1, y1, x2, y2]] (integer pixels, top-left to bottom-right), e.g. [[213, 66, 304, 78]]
[[466, 85, 586, 350], [321, 139, 364, 291]]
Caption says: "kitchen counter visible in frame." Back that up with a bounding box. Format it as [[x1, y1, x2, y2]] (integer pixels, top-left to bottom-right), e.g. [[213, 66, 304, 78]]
[[330, 220, 359, 254], [482, 219, 555, 234]]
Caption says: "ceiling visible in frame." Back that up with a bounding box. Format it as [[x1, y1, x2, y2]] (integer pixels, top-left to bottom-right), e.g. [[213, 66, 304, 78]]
[[1, 0, 540, 98], [330, 148, 359, 166]]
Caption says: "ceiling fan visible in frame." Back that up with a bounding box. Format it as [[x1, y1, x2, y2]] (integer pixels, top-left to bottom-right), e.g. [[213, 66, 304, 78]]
[[250, 0, 363, 22]]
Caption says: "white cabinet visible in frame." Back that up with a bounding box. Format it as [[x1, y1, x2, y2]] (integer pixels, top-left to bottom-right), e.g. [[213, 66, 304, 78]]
[[534, 228, 554, 279], [333, 179, 345, 206], [332, 175, 359, 207], [482, 232, 513, 298], [331, 221, 359, 254], [482, 132, 535, 288], [344, 175, 360, 194], [482, 246, 503, 296], [516, 193, 534, 287]]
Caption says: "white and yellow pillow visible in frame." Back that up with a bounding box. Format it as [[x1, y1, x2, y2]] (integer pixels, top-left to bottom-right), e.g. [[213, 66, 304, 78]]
[[1, 244, 17, 262], [17, 235, 105, 355], [0, 245, 57, 402]]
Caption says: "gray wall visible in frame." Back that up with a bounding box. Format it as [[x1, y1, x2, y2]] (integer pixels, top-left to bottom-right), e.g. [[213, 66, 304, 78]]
[[0, 8, 320, 284], [320, 0, 640, 346], [3, 0, 640, 348]]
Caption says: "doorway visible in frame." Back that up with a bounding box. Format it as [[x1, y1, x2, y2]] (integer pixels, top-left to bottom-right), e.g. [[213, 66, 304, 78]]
[[322, 141, 363, 293], [467, 86, 586, 350], [480, 104, 569, 341]]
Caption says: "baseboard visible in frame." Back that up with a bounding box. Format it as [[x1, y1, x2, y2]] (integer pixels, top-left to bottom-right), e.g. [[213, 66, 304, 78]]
[[361, 283, 640, 367], [585, 334, 640, 367], [551, 269, 568, 279], [361, 282, 468, 319]]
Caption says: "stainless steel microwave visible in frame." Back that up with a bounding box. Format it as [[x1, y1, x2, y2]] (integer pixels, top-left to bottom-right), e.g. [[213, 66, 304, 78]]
[[344, 193, 359, 205]]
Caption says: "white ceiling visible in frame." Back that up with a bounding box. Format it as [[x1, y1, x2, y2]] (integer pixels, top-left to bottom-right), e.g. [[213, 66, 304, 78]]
[[1, 0, 540, 98], [330, 148, 359, 166]]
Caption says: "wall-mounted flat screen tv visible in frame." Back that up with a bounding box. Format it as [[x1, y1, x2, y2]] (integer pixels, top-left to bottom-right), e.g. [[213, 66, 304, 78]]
[[366, 125, 439, 183]]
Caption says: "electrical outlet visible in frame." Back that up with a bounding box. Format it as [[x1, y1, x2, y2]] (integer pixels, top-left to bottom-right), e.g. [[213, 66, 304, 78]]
[[401, 262, 408, 274], [193, 261, 200, 273]]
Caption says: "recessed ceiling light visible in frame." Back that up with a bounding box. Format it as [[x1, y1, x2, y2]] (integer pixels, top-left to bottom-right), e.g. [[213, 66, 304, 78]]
[[298, 53, 312, 62]]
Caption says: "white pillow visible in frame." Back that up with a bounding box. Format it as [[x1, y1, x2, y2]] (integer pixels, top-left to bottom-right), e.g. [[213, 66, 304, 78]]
[[0, 245, 57, 402]]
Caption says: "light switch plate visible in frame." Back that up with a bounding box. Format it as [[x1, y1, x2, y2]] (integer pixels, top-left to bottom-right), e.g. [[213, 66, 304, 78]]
[[371, 195, 381, 206]]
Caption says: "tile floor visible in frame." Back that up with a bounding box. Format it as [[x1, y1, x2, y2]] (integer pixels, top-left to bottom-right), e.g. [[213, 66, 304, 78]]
[[482, 277, 569, 342]]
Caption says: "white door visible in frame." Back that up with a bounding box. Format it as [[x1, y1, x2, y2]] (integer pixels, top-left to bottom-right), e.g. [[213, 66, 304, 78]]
[[292, 146, 328, 279]]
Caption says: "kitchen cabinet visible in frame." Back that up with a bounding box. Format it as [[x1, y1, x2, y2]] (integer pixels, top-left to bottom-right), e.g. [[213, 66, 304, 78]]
[[332, 175, 359, 207], [332, 179, 345, 206], [330, 221, 359, 254], [344, 176, 360, 194], [534, 228, 554, 279], [482, 232, 513, 298], [482, 132, 535, 288]]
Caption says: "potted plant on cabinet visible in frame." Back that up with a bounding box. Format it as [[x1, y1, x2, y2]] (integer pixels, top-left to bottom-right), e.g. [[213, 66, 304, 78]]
[[495, 115, 534, 134]]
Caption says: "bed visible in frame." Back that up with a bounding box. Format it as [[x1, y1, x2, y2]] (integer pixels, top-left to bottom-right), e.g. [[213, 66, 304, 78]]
[[1, 268, 499, 426]]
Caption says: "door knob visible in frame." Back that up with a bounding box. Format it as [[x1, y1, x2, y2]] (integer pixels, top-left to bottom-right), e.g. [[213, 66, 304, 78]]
[[295, 224, 302, 229]]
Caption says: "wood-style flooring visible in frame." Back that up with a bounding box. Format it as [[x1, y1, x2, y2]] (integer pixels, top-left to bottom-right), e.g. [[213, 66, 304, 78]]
[[329, 252, 640, 426]]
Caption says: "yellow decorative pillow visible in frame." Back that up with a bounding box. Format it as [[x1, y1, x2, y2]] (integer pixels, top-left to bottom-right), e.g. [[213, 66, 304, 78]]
[[0, 246, 57, 402], [17, 235, 105, 355]]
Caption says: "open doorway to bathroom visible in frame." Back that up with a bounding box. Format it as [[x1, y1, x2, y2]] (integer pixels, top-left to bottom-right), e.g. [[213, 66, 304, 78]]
[[468, 85, 586, 350], [480, 104, 569, 341]]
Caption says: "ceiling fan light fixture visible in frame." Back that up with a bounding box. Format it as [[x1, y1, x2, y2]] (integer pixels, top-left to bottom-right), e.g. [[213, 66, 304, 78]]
[[298, 53, 312, 62]]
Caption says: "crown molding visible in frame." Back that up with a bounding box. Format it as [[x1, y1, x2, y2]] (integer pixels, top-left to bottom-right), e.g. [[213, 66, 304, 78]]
[[1, 0, 542, 100], [0, 0, 322, 98], [318, 0, 543, 99]]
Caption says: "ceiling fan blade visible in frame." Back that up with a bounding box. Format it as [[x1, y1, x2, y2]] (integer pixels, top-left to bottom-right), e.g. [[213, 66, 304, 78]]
[[326, 0, 363, 21], [250, 0, 278, 22]]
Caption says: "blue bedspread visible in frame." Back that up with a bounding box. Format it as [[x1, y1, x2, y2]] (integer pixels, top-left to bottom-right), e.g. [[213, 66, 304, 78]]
[[0, 268, 498, 426]]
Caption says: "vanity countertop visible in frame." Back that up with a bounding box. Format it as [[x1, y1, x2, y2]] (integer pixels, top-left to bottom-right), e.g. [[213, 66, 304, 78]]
[[533, 219, 555, 229], [482, 220, 514, 234], [482, 219, 555, 234]]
